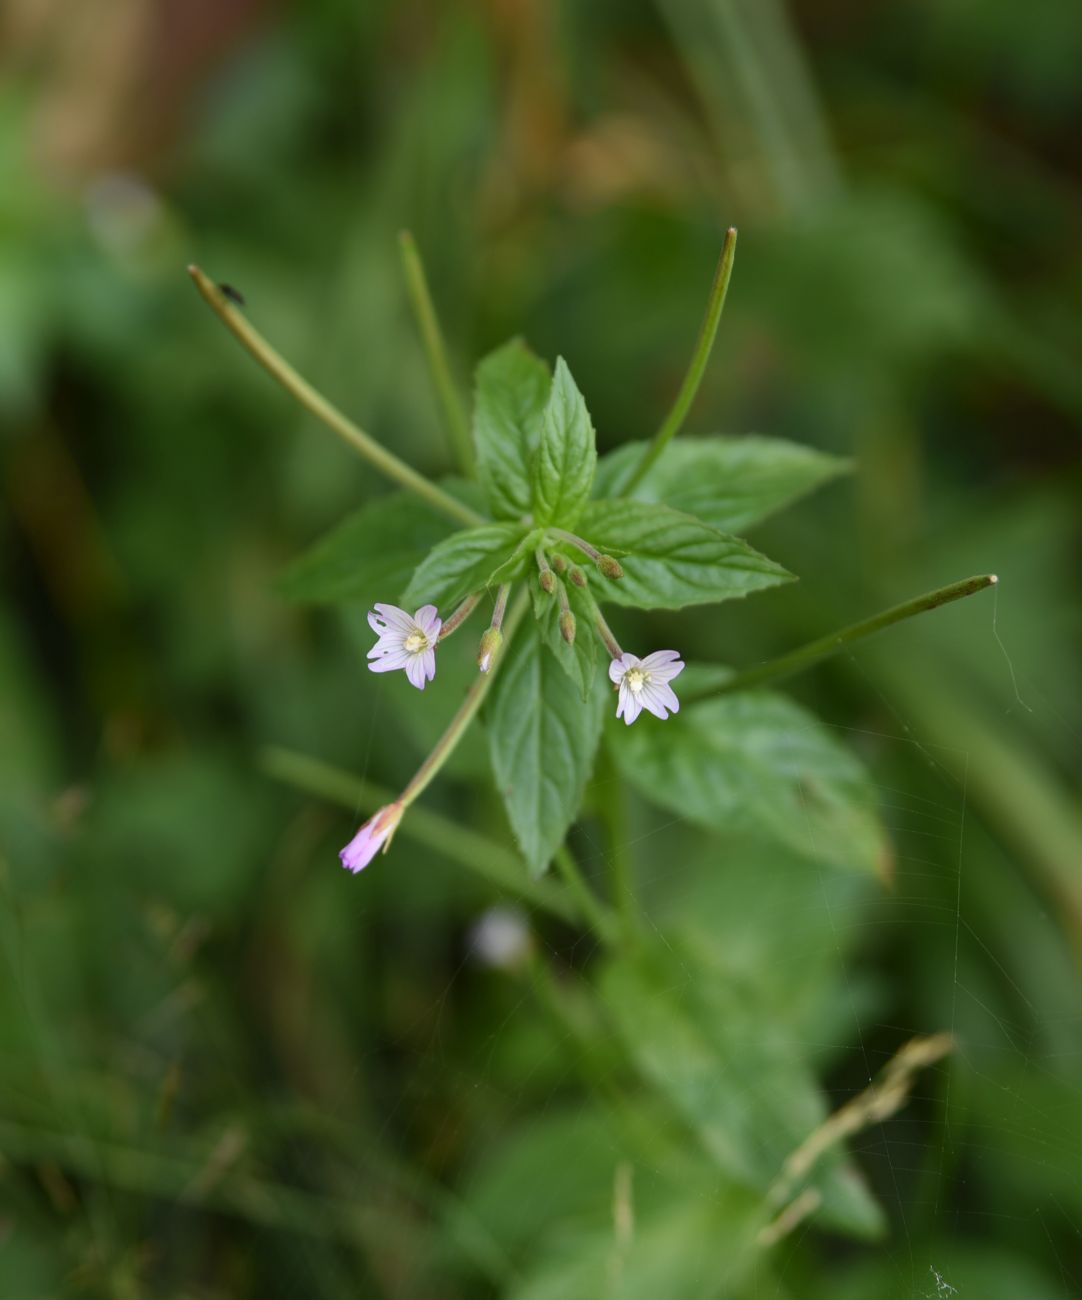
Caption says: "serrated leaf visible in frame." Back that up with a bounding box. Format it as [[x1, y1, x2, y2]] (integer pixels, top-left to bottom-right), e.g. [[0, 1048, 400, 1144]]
[[577, 499, 792, 609], [593, 435, 849, 532], [486, 624, 605, 875], [277, 492, 459, 605], [531, 357, 597, 527], [610, 687, 891, 878], [600, 942, 886, 1240], [530, 578, 597, 699], [401, 522, 527, 610], [473, 339, 551, 520]]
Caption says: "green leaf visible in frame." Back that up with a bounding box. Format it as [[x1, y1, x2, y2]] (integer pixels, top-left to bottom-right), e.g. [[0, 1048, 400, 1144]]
[[277, 491, 458, 605], [600, 942, 886, 1240], [473, 339, 551, 520], [577, 500, 793, 609], [531, 357, 597, 527], [593, 435, 849, 532], [486, 623, 605, 876], [530, 579, 597, 699], [610, 687, 891, 878], [401, 522, 527, 610]]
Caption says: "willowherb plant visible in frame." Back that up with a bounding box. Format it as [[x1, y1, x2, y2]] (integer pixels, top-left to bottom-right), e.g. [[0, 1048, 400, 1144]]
[[188, 231, 996, 1260], [188, 231, 993, 886]]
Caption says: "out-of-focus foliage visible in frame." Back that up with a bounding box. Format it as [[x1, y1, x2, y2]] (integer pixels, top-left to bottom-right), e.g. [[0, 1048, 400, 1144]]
[[1, 0, 1079, 1296]]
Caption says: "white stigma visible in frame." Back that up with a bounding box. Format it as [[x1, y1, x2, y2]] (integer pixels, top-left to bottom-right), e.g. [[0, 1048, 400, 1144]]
[[625, 667, 646, 694], [404, 629, 429, 654]]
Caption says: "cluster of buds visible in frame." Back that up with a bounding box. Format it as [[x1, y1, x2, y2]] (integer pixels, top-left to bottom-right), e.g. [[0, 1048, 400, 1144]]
[[345, 524, 683, 872], [533, 529, 624, 649]]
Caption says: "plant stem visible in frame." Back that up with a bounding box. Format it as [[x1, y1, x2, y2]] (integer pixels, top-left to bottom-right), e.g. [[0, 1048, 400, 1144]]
[[624, 228, 738, 492], [438, 592, 482, 640], [397, 231, 474, 475], [553, 847, 618, 944], [400, 591, 527, 806], [187, 265, 483, 528], [587, 594, 624, 661], [690, 574, 999, 700], [489, 582, 510, 632], [261, 739, 576, 923], [549, 526, 602, 564]]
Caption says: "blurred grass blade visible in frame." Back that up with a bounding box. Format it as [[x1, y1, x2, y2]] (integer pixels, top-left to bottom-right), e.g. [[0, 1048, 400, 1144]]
[[398, 230, 475, 474]]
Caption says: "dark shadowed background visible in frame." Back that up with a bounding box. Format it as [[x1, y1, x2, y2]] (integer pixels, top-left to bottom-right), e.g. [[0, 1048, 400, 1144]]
[[1, 1, 1080, 1295]]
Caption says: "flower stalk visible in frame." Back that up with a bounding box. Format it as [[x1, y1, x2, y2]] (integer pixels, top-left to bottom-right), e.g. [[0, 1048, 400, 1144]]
[[478, 583, 511, 672], [187, 265, 483, 528], [549, 528, 624, 580], [688, 573, 999, 701], [438, 592, 482, 640], [590, 600, 624, 661], [624, 227, 738, 493], [556, 579, 576, 645], [535, 547, 556, 594]]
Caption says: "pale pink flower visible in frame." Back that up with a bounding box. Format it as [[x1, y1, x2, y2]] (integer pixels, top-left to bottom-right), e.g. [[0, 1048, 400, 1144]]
[[339, 802, 404, 873], [367, 603, 441, 690], [608, 650, 684, 725]]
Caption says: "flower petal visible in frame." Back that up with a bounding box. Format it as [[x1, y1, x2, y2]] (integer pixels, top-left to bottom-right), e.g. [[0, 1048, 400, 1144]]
[[372, 603, 415, 632], [640, 680, 679, 720], [617, 683, 643, 725], [405, 654, 428, 690], [367, 649, 411, 673], [641, 650, 684, 677], [421, 647, 436, 682], [610, 652, 639, 684], [339, 824, 381, 872], [414, 605, 442, 638]]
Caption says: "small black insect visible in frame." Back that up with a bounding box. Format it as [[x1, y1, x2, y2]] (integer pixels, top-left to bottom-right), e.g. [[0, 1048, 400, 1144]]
[[218, 283, 246, 307]]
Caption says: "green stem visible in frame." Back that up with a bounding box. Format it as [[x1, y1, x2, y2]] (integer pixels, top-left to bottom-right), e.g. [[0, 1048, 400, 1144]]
[[188, 265, 483, 528], [398, 593, 527, 806], [624, 228, 738, 492], [549, 526, 602, 565], [553, 847, 619, 944], [489, 582, 511, 633], [438, 592, 482, 640], [261, 738, 576, 924], [691, 574, 998, 701], [397, 231, 474, 475], [586, 592, 624, 661]]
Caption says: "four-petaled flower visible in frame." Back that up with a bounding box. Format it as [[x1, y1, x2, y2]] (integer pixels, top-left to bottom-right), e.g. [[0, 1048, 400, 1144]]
[[339, 802, 404, 873], [367, 603, 441, 689], [609, 650, 684, 725]]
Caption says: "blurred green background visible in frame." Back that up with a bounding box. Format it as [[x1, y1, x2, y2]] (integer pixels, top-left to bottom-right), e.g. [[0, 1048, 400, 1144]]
[[2, 0, 1080, 1295]]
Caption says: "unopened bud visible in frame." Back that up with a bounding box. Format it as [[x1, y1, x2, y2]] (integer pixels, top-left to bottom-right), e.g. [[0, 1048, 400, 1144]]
[[597, 554, 624, 580], [477, 627, 503, 673], [559, 611, 576, 645], [569, 566, 587, 588], [539, 569, 556, 595], [551, 554, 568, 573]]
